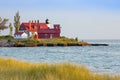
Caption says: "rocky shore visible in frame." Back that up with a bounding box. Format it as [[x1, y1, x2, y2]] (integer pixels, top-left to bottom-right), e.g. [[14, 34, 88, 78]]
[[0, 40, 15, 47], [0, 40, 108, 47]]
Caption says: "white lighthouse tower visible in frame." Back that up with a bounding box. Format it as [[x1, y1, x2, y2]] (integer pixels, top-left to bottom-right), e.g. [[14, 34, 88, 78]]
[[46, 19, 50, 28]]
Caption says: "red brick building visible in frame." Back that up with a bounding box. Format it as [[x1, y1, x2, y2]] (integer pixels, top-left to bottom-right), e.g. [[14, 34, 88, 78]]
[[16, 19, 61, 39]]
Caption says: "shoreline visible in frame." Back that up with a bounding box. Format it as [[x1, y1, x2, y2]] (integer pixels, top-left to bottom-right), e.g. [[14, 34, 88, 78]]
[[14, 43, 109, 47], [0, 42, 109, 47], [0, 36, 109, 47]]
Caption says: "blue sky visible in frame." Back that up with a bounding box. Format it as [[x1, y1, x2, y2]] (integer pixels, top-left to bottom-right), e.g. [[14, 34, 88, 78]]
[[1, 0, 120, 39], [1, 0, 120, 11]]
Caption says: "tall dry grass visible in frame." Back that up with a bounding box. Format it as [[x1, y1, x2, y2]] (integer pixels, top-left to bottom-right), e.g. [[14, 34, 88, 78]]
[[0, 58, 119, 80]]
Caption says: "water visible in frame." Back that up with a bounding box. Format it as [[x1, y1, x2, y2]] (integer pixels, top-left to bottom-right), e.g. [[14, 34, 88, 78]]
[[0, 40, 120, 74]]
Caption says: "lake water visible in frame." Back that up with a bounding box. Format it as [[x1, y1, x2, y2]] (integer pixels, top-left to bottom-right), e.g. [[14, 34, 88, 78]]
[[0, 40, 120, 74]]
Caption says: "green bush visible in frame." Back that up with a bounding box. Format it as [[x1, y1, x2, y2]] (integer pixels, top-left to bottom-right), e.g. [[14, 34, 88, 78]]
[[0, 35, 13, 40]]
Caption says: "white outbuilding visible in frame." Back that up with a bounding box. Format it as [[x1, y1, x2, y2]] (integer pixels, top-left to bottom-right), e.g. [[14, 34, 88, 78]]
[[14, 32, 28, 39]]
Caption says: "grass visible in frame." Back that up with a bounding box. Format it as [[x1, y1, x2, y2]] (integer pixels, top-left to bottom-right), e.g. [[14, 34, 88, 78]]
[[0, 36, 90, 46], [16, 36, 80, 44], [38, 37, 79, 44], [14, 36, 89, 46], [0, 35, 13, 40], [0, 58, 120, 80]]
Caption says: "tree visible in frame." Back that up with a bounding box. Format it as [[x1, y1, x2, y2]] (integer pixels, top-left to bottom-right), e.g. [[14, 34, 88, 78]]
[[9, 23, 13, 36], [14, 11, 20, 33], [0, 17, 8, 31], [75, 37, 78, 42]]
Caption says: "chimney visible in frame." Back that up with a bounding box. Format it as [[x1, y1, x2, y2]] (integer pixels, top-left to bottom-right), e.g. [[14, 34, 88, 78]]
[[37, 20, 39, 29], [29, 21, 31, 30], [32, 20, 33, 23], [37, 20, 39, 23], [35, 20, 36, 23]]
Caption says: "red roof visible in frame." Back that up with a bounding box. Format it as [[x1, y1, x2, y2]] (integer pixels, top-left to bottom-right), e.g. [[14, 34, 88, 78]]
[[19, 22, 48, 31], [14, 32, 24, 35]]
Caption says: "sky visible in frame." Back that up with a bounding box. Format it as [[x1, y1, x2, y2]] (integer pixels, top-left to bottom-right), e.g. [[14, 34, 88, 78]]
[[0, 0, 120, 39]]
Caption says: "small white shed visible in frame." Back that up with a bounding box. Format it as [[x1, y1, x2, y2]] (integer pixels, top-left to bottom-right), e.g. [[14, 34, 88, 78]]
[[14, 32, 28, 39]]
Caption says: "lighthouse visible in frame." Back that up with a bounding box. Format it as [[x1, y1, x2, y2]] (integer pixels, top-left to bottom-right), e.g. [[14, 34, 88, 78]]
[[46, 19, 50, 27]]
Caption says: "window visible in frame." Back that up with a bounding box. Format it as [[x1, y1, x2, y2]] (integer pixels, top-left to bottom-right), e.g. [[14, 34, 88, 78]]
[[45, 34, 48, 38], [50, 34, 53, 39]]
